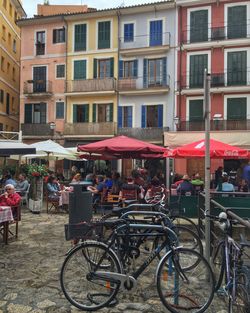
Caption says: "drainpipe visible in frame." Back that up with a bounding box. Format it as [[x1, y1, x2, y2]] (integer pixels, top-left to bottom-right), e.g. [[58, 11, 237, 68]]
[[178, 5, 183, 124], [63, 15, 68, 146], [116, 9, 121, 137]]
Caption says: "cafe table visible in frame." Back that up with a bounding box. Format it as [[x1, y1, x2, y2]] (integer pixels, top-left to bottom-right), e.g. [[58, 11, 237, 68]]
[[0, 206, 13, 244]]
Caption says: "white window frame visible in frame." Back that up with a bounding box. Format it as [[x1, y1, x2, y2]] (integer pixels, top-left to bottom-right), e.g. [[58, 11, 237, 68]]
[[55, 63, 65, 79], [26, 102, 47, 124], [187, 6, 211, 43], [55, 101, 65, 120], [52, 27, 66, 45], [223, 94, 250, 120], [147, 17, 165, 47], [186, 96, 204, 121], [34, 29, 47, 57], [72, 22, 89, 53], [122, 21, 136, 43], [72, 58, 88, 80]]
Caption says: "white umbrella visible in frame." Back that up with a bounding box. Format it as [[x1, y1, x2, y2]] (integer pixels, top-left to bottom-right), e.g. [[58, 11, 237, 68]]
[[0, 141, 36, 156], [30, 140, 72, 157]]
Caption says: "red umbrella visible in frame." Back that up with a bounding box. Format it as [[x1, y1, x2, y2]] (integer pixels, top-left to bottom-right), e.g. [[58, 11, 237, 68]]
[[78, 135, 166, 158], [164, 138, 250, 159]]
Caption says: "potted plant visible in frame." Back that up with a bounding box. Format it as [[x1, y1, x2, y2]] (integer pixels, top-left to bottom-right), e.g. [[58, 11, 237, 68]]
[[27, 164, 48, 213]]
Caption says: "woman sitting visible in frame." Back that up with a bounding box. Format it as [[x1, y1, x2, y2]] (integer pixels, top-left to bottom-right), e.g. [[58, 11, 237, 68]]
[[0, 184, 21, 219], [71, 173, 81, 183], [47, 176, 61, 202]]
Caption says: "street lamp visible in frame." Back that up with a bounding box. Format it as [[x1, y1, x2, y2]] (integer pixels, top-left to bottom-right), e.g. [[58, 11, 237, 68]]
[[173, 116, 180, 131], [213, 113, 222, 131], [49, 122, 56, 139]]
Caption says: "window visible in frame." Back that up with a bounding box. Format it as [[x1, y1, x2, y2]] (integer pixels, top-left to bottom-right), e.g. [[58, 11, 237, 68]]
[[74, 24, 86, 51], [190, 10, 208, 43], [56, 102, 64, 119], [141, 105, 163, 128], [1, 57, 5, 71], [56, 64, 65, 78], [92, 103, 113, 123], [227, 98, 246, 120], [7, 62, 10, 74], [36, 31, 45, 55], [11, 96, 14, 110], [124, 23, 134, 42], [0, 89, 4, 103], [33, 66, 47, 92], [73, 60, 86, 80], [6, 93, 10, 115], [24, 103, 46, 124], [53, 28, 65, 44], [73, 104, 89, 123], [9, 3, 12, 16], [119, 60, 138, 78], [149, 20, 163, 46], [189, 54, 208, 88], [98, 21, 110, 49], [189, 99, 204, 121], [0, 124, 3, 131], [2, 25, 6, 40], [227, 51, 247, 86], [143, 58, 167, 87], [93, 58, 114, 79], [8, 32, 11, 45], [13, 39, 16, 53], [118, 106, 133, 128], [12, 67, 15, 81], [227, 5, 247, 39]]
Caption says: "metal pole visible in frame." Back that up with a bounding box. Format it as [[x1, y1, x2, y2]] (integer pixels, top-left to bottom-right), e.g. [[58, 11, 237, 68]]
[[204, 69, 211, 264]]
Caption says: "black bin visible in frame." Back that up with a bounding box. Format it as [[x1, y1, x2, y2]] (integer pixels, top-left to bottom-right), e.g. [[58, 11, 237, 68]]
[[68, 182, 93, 224]]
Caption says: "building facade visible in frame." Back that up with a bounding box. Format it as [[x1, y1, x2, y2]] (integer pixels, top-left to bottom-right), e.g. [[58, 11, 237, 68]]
[[0, 0, 26, 132], [118, 1, 176, 145], [169, 0, 250, 176]]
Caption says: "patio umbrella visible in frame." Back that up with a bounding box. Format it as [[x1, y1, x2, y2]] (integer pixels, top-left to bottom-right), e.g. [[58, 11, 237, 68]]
[[164, 138, 250, 159], [78, 135, 166, 158], [0, 141, 36, 156], [30, 140, 72, 157]]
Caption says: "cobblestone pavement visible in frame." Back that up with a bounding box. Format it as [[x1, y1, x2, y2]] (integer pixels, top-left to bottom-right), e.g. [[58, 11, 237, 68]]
[[0, 208, 227, 313]]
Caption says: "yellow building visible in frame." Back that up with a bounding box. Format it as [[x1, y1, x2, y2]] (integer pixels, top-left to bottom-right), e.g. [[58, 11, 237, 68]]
[[64, 10, 118, 146], [0, 0, 26, 132]]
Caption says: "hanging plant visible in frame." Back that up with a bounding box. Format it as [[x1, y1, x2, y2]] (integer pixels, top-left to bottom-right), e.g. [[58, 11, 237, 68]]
[[27, 164, 48, 179]]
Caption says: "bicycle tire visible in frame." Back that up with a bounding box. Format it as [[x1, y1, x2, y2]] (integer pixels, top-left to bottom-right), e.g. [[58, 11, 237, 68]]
[[171, 215, 200, 236], [157, 247, 215, 313], [60, 240, 122, 311], [236, 265, 250, 313], [211, 241, 225, 291]]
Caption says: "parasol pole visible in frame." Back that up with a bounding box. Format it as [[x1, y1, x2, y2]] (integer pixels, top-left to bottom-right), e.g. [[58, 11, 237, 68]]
[[204, 69, 211, 265]]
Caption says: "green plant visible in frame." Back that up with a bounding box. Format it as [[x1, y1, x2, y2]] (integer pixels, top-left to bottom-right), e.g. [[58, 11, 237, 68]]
[[27, 164, 48, 178]]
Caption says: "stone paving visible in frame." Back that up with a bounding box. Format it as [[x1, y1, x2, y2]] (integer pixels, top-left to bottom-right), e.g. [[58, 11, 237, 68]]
[[0, 208, 228, 313]]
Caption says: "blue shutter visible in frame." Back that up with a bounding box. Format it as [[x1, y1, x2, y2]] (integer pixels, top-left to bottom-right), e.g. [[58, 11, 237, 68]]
[[141, 105, 146, 128], [118, 106, 123, 128], [157, 105, 163, 127], [162, 57, 167, 86], [128, 106, 132, 128], [73, 105, 77, 123], [143, 59, 148, 88], [119, 60, 123, 78], [133, 60, 138, 78]]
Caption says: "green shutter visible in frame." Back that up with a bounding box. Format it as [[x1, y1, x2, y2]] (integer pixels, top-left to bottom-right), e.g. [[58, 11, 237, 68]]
[[24, 104, 32, 123], [189, 100, 204, 121], [110, 58, 114, 78], [227, 51, 247, 86], [73, 105, 77, 123], [92, 103, 96, 122], [189, 54, 208, 88], [227, 98, 246, 120], [85, 104, 89, 122], [74, 60, 86, 80], [93, 59, 97, 78], [74, 24, 86, 51], [98, 21, 110, 49], [109, 103, 113, 122], [228, 6, 247, 39], [190, 10, 208, 43]]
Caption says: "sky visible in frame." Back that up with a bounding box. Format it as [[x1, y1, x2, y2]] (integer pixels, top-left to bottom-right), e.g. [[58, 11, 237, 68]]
[[22, 0, 161, 17]]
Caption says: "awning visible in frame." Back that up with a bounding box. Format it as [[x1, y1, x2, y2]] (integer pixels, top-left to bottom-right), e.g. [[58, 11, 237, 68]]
[[164, 131, 250, 149], [0, 141, 36, 156]]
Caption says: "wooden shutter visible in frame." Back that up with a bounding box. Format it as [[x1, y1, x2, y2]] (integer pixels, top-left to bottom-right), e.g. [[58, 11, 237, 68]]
[[227, 6, 247, 39], [157, 105, 163, 127], [40, 102, 46, 123], [74, 60, 86, 80], [133, 60, 138, 78], [74, 24, 86, 51], [127, 106, 132, 127], [24, 104, 32, 123], [92, 103, 96, 122], [189, 54, 208, 88], [189, 99, 204, 121], [109, 103, 113, 122], [227, 98, 246, 120], [190, 10, 208, 43], [98, 21, 110, 49], [143, 59, 148, 88], [227, 51, 247, 86], [52, 29, 56, 43], [110, 58, 114, 78], [162, 57, 167, 85], [119, 60, 123, 78], [73, 105, 77, 123], [93, 59, 97, 78], [118, 106, 123, 128], [0, 89, 4, 103], [141, 105, 146, 128]]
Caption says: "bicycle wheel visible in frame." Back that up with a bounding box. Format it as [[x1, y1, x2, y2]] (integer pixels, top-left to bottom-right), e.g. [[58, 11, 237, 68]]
[[60, 241, 122, 311], [171, 215, 200, 236], [236, 265, 250, 313], [211, 241, 225, 291], [157, 247, 214, 313]]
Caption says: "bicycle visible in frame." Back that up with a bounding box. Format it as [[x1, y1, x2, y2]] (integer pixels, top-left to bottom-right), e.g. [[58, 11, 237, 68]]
[[206, 211, 250, 312], [60, 218, 214, 312]]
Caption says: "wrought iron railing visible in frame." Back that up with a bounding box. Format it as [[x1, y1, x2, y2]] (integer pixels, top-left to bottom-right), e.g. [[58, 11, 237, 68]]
[[21, 124, 52, 136], [23, 80, 52, 95], [118, 76, 170, 91], [118, 127, 169, 141], [179, 120, 250, 131], [66, 78, 117, 93]]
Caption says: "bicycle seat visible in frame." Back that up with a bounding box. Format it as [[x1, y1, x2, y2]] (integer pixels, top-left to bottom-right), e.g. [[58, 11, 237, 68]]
[[240, 234, 250, 248]]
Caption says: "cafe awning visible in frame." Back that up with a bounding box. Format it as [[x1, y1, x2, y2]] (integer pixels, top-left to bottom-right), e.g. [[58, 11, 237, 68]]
[[0, 141, 36, 156]]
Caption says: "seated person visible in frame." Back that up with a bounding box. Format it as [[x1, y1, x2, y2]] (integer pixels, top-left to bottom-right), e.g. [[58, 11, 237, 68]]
[[110, 172, 122, 195], [0, 184, 21, 219], [216, 175, 235, 192], [16, 173, 29, 196], [47, 176, 61, 202], [145, 177, 163, 202], [191, 173, 204, 193], [176, 174, 194, 196], [238, 179, 249, 192], [87, 175, 106, 203], [4, 174, 17, 188], [104, 172, 113, 190], [71, 173, 81, 183], [119, 177, 141, 200]]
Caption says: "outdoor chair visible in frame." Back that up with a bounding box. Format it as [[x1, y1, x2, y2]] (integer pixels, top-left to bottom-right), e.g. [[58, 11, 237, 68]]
[[46, 191, 60, 214], [20, 183, 31, 207], [0, 205, 21, 240], [121, 188, 138, 201]]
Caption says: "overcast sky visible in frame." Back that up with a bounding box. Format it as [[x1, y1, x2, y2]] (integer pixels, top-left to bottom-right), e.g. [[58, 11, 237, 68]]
[[22, 0, 161, 17]]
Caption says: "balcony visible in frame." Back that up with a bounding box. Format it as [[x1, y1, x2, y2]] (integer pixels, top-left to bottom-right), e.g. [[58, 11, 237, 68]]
[[118, 76, 170, 95], [21, 123, 52, 137], [118, 127, 169, 142], [23, 80, 53, 98], [179, 120, 250, 131], [119, 32, 170, 56], [182, 23, 250, 46], [64, 122, 117, 137], [65, 78, 117, 95]]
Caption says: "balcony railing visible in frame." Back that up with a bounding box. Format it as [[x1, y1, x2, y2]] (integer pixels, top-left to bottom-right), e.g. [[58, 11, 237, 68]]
[[66, 78, 117, 93], [118, 76, 170, 92], [118, 127, 169, 141], [177, 71, 250, 89], [21, 123, 52, 136], [182, 23, 250, 44], [119, 32, 170, 50], [23, 80, 52, 95], [64, 122, 117, 136], [179, 120, 250, 131]]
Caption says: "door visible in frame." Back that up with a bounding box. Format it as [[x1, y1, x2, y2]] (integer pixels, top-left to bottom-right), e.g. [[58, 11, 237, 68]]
[[33, 66, 46, 92], [190, 10, 208, 43], [227, 5, 247, 39], [227, 51, 247, 86], [150, 20, 162, 46], [189, 54, 208, 88]]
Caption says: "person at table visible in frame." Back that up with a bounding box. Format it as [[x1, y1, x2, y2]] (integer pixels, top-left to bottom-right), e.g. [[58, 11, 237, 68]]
[[0, 184, 21, 219], [104, 172, 113, 190], [238, 179, 249, 193], [110, 172, 122, 195], [87, 175, 106, 203], [191, 173, 204, 194], [16, 173, 29, 196], [119, 177, 141, 200], [176, 175, 194, 196], [71, 173, 81, 183], [47, 176, 61, 201], [216, 175, 235, 192], [4, 174, 17, 188]]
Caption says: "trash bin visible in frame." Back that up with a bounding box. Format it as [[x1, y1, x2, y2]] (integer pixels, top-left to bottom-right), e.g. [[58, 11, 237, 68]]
[[68, 182, 93, 224]]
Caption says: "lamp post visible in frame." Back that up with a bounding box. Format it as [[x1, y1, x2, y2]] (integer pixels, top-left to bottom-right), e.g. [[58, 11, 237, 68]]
[[49, 122, 56, 140], [173, 116, 180, 131], [213, 113, 222, 131]]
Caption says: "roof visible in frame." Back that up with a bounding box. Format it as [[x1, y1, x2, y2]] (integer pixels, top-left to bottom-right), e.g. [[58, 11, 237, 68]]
[[16, 1, 174, 26], [12, 0, 26, 17]]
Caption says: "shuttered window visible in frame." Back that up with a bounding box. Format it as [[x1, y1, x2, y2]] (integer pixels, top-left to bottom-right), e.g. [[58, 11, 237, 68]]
[[227, 51, 247, 86], [73, 104, 89, 123], [24, 103, 46, 124], [118, 106, 133, 128], [74, 24, 87, 51], [98, 21, 110, 49], [141, 105, 163, 128], [190, 10, 208, 43], [93, 103, 113, 123], [56, 64, 65, 78], [94, 58, 114, 78], [149, 20, 163, 46], [56, 102, 64, 119], [53, 28, 65, 44], [124, 23, 134, 42], [189, 54, 208, 88], [73, 60, 86, 80], [189, 99, 204, 121], [227, 98, 246, 120], [227, 5, 247, 39]]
